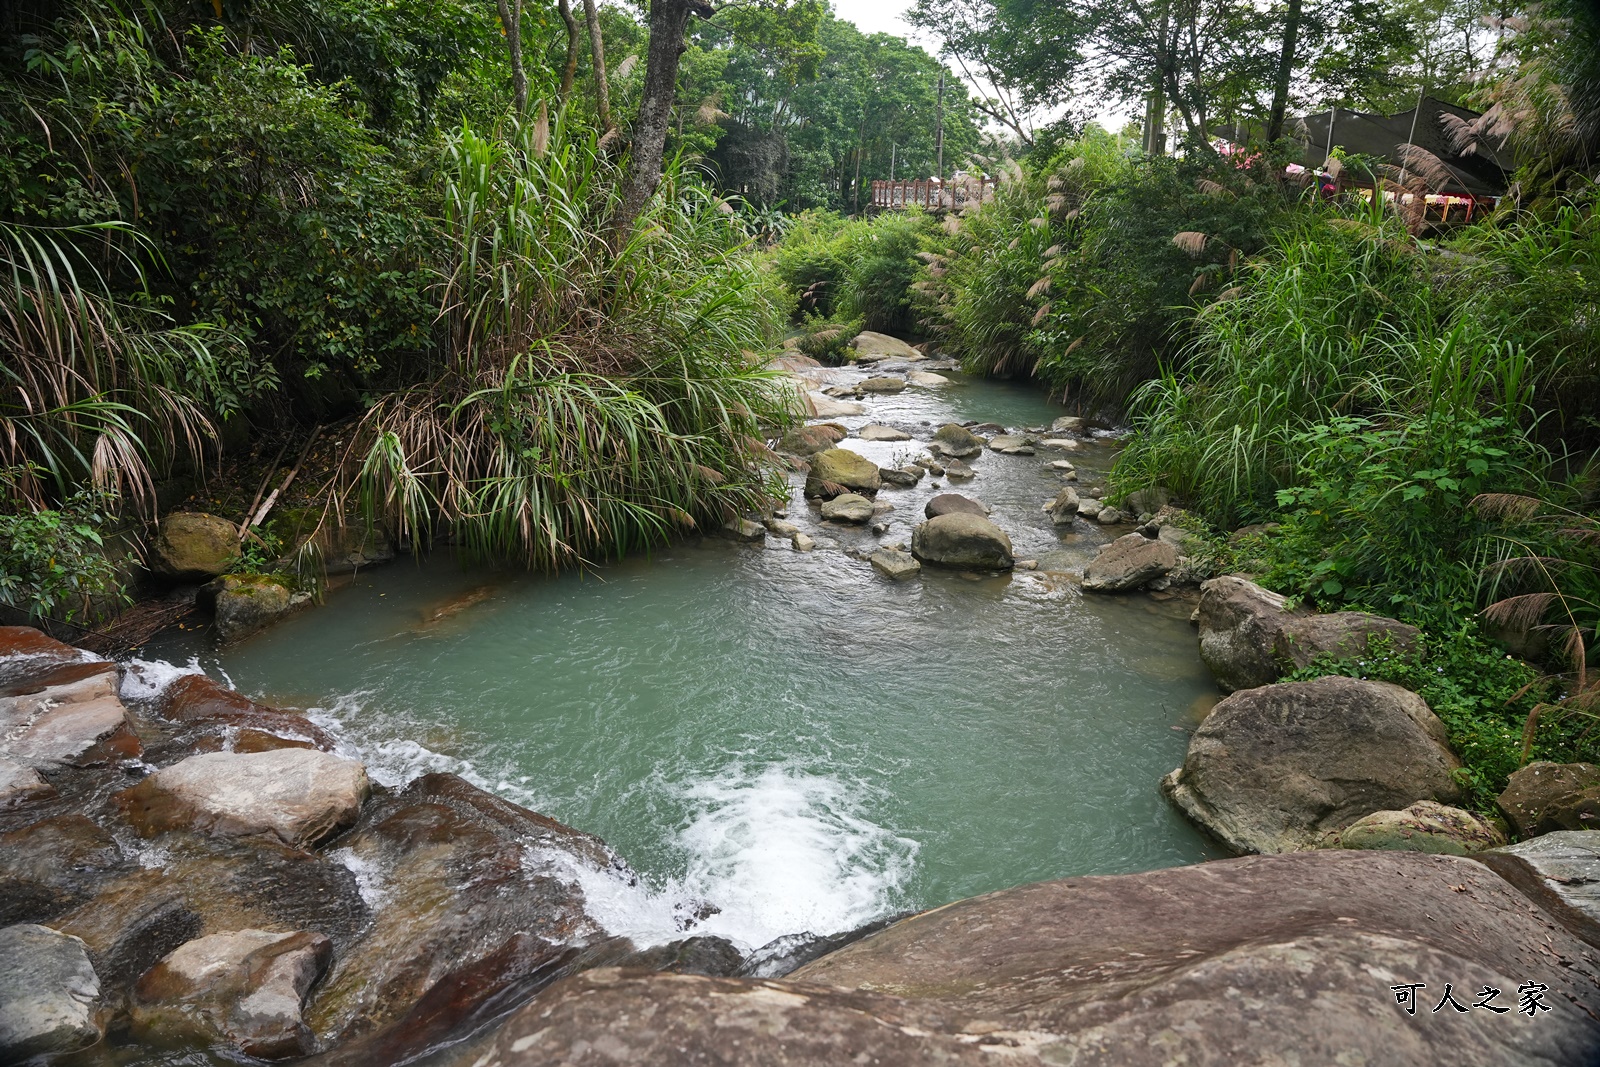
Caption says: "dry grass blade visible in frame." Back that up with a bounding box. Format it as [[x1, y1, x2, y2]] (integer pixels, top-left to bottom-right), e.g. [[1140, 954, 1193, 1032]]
[[1472, 492, 1544, 522], [1172, 231, 1209, 257]]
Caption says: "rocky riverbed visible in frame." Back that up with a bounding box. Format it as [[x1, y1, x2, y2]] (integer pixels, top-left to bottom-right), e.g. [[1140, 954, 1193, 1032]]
[[6, 343, 1600, 1064]]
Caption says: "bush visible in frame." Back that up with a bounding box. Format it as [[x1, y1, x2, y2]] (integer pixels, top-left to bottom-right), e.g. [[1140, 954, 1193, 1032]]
[[0, 485, 124, 623], [772, 208, 935, 337]]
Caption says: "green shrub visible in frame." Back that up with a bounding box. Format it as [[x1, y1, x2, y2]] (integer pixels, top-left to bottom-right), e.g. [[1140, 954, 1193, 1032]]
[[0, 485, 124, 623], [772, 209, 935, 337]]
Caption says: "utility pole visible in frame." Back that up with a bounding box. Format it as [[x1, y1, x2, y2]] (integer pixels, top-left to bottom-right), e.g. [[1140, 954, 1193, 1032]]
[[890, 143, 897, 182], [935, 72, 945, 185]]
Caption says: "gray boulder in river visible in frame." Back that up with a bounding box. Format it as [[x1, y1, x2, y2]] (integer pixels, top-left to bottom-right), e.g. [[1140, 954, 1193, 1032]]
[[0, 923, 104, 1059], [1197, 575, 1422, 691], [1162, 676, 1462, 854], [1081, 533, 1176, 592], [929, 422, 983, 458], [473, 850, 1600, 1067], [911, 514, 1014, 571], [923, 492, 988, 519]]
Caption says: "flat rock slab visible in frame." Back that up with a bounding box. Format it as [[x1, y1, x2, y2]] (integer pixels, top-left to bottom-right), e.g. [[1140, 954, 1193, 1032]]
[[120, 749, 370, 848], [0, 923, 103, 1060], [0, 755, 54, 808], [8, 696, 142, 767], [803, 392, 864, 418], [1483, 831, 1600, 948], [929, 424, 982, 458], [477, 852, 1600, 1067], [858, 376, 907, 394], [848, 331, 923, 361], [820, 494, 874, 525], [1162, 676, 1462, 854], [132, 928, 332, 1059], [869, 548, 921, 581], [858, 424, 912, 441], [906, 370, 949, 386]]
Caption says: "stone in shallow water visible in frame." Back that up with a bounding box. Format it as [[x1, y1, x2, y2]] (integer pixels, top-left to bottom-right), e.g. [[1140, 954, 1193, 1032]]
[[929, 423, 982, 458], [911, 514, 1013, 571], [792, 533, 816, 552], [943, 458, 975, 479], [804, 392, 864, 418], [820, 494, 874, 525], [714, 518, 766, 543], [858, 376, 907, 394], [779, 423, 846, 456], [876, 466, 921, 488], [858, 424, 911, 442], [8, 695, 142, 768], [907, 370, 950, 386], [1046, 487, 1079, 525], [0, 923, 103, 1060], [848, 331, 922, 361], [1082, 533, 1174, 592], [119, 749, 370, 849], [804, 448, 881, 499], [987, 434, 1034, 454], [869, 548, 921, 581], [0, 814, 129, 927], [0, 755, 54, 809], [924, 493, 988, 519], [131, 928, 332, 1059]]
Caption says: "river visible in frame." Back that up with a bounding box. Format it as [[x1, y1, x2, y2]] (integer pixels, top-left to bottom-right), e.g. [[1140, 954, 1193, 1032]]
[[138, 368, 1216, 959]]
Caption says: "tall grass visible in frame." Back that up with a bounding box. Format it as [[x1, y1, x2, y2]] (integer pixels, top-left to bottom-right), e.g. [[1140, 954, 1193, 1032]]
[[350, 114, 797, 568], [0, 220, 234, 512], [1113, 212, 1549, 525]]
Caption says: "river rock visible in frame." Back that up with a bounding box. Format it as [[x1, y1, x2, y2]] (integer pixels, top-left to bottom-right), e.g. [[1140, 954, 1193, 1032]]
[[146, 673, 336, 759], [907, 370, 949, 386], [1484, 830, 1600, 934], [911, 514, 1014, 571], [1331, 801, 1507, 854], [987, 434, 1034, 455], [848, 331, 922, 362], [0, 924, 103, 1059], [869, 548, 921, 581], [1050, 415, 1084, 433], [820, 494, 874, 524], [1497, 761, 1600, 837], [1077, 498, 1103, 519], [6, 694, 142, 768], [203, 575, 307, 643], [714, 517, 766, 542], [131, 929, 332, 1059], [150, 512, 239, 580], [929, 423, 982, 458], [858, 424, 911, 441], [924, 493, 988, 519], [763, 519, 800, 538], [942, 458, 975, 479], [1095, 505, 1124, 524], [804, 448, 881, 499], [119, 749, 370, 848], [481, 851, 1600, 1067], [792, 533, 815, 552], [1046, 487, 1080, 524], [1049, 459, 1075, 471], [1162, 676, 1462, 854], [779, 423, 846, 455], [877, 466, 921, 487], [1, 815, 130, 926], [1197, 575, 1423, 692], [1082, 534, 1176, 593], [858, 376, 906, 394], [303, 773, 617, 1045], [1039, 438, 1080, 451], [803, 392, 864, 418], [0, 755, 54, 808]]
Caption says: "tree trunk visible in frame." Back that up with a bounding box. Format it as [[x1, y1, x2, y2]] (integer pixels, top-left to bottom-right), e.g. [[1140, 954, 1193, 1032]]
[[617, 0, 701, 238], [1267, 0, 1303, 141], [582, 0, 613, 131], [1146, 0, 1170, 155], [557, 0, 580, 105], [494, 0, 527, 114]]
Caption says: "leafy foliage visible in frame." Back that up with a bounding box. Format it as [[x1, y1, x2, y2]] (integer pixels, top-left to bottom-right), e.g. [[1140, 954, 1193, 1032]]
[[0, 483, 125, 623]]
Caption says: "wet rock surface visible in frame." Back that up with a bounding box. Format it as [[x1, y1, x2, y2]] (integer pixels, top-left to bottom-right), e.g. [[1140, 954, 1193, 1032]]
[[923, 492, 988, 519], [1330, 800, 1507, 854], [929, 422, 982, 458], [131, 928, 332, 1059], [1162, 676, 1462, 854], [119, 748, 370, 848], [1483, 830, 1600, 940], [803, 447, 881, 499], [819, 493, 874, 524], [1197, 575, 1422, 692], [471, 852, 1600, 1067], [204, 574, 309, 643], [869, 547, 921, 581], [0, 923, 104, 1060]]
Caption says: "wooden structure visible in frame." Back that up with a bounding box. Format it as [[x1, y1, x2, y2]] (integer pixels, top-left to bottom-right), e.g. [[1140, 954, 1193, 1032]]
[[870, 176, 993, 212]]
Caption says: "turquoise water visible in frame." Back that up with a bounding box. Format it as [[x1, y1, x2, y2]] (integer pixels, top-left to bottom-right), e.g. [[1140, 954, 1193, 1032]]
[[142, 371, 1217, 951]]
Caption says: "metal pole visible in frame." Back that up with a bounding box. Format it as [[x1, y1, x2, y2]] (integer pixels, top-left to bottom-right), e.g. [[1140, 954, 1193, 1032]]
[[890, 143, 897, 183], [935, 72, 945, 194]]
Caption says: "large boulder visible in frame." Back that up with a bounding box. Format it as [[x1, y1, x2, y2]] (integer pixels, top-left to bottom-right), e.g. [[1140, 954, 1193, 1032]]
[[1045, 487, 1079, 524], [1497, 761, 1600, 837], [131, 929, 332, 1059], [804, 448, 881, 500], [929, 423, 982, 458], [779, 423, 846, 456], [1081, 533, 1177, 593], [151, 512, 239, 580], [0, 924, 103, 1060], [1483, 830, 1600, 935], [203, 575, 307, 643], [923, 493, 988, 519], [803, 392, 865, 418], [820, 494, 874, 525], [1331, 800, 1506, 855], [119, 749, 370, 848], [1161, 676, 1463, 854], [857, 376, 906, 394], [1197, 575, 1422, 692], [848, 331, 922, 362], [911, 514, 1014, 571], [143, 673, 336, 760], [478, 851, 1600, 1067]]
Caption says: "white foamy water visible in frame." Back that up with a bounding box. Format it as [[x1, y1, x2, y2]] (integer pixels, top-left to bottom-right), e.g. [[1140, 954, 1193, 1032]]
[[119, 656, 208, 702], [563, 762, 918, 951]]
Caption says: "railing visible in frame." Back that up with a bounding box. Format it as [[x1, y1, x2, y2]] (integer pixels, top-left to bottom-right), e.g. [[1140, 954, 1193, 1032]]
[[870, 177, 993, 212]]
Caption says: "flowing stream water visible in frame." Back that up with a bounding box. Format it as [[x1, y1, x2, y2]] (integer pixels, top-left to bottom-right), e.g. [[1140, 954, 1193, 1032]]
[[139, 369, 1219, 957]]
